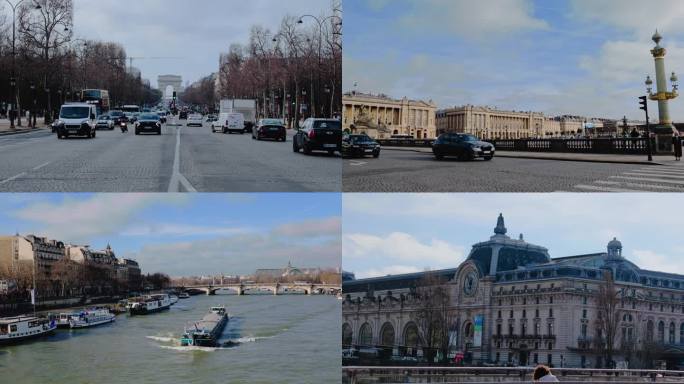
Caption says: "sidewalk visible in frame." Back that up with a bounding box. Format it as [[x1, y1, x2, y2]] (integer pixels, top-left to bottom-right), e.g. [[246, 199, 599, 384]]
[[0, 118, 49, 136], [382, 146, 679, 166]]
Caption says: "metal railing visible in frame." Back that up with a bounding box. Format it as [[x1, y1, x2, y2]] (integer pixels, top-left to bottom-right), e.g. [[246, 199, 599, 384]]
[[376, 138, 656, 155], [343, 366, 684, 383]]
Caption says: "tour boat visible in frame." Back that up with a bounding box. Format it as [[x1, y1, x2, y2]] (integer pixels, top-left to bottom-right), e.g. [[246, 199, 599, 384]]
[[178, 292, 191, 299], [68, 308, 116, 329], [55, 312, 79, 328], [169, 294, 179, 305], [180, 306, 229, 347], [0, 315, 56, 344], [127, 294, 172, 315]]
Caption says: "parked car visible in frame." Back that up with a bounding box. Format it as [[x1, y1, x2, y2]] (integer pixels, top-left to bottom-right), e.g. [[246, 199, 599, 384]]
[[432, 133, 495, 161], [95, 114, 115, 130], [292, 118, 342, 155], [342, 134, 381, 158], [252, 118, 286, 141], [186, 113, 203, 127], [55, 103, 98, 139], [134, 113, 162, 135]]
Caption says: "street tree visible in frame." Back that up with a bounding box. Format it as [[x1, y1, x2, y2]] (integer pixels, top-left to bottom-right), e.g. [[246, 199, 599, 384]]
[[595, 271, 621, 368], [414, 271, 457, 364]]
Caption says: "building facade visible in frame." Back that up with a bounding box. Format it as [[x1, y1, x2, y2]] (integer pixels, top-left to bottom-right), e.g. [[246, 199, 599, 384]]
[[343, 92, 437, 139], [0, 235, 65, 279], [343, 215, 684, 369]]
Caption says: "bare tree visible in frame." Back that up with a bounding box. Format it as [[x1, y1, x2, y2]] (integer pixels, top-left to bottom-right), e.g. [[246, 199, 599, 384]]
[[595, 271, 621, 368], [415, 271, 456, 364]]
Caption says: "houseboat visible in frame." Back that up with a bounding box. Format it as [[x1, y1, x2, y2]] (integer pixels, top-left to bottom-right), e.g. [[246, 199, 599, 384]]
[[68, 308, 116, 328], [0, 316, 56, 344], [127, 294, 172, 315], [180, 306, 229, 347]]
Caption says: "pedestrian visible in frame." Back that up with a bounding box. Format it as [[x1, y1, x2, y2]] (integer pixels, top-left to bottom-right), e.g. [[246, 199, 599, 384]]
[[673, 132, 682, 161], [532, 365, 559, 382]]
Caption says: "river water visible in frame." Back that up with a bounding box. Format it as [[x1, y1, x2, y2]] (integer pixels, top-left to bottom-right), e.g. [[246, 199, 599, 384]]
[[0, 295, 341, 384]]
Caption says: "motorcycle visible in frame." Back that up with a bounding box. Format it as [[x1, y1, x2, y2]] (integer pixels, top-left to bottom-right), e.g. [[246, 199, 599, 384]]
[[120, 121, 128, 133]]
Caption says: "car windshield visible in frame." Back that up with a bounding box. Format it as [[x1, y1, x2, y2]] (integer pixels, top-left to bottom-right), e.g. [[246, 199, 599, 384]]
[[262, 119, 282, 126], [140, 114, 158, 120], [60, 106, 90, 119], [99, 116, 109, 120], [313, 120, 341, 129], [459, 134, 479, 142]]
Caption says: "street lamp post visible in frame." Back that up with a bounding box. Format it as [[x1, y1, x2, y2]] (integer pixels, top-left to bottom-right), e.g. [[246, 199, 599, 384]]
[[646, 30, 678, 153], [29, 83, 36, 128], [298, 14, 342, 119]]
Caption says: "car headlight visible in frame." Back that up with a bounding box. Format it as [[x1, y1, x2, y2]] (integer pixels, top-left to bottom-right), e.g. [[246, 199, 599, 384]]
[[471, 146, 482, 151]]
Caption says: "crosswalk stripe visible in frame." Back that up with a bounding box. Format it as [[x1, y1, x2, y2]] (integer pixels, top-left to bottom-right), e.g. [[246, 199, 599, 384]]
[[633, 168, 684, 175], [594, 180, 682, 191], [622, 172, 684, 179], [610, 176, 684, 185], [573, 184, 646, 192]]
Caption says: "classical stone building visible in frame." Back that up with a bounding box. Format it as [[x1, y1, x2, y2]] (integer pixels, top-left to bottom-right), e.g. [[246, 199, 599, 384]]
[[0, 235, 65, 279], [342, 215, 684, 369], [343, 92, 437, 139]]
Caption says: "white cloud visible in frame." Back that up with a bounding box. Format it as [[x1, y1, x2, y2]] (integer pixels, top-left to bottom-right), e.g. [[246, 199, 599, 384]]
[[13, 194, 187, 242], [343, 231, 465, 275], [356, 265, 423, 279], [120, 223, 252, 237], [273, 217, 341, 237], [630, 249, 684, 273], [569, 0, 684, 37], [398, 0, 548, 39]]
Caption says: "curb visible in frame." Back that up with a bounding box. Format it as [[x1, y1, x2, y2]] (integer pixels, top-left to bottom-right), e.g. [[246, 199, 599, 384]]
[[381, 146, 666, 166]]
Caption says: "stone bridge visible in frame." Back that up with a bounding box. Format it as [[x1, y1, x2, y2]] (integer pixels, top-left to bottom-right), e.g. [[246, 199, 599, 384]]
[[179, 282, 341, 296]]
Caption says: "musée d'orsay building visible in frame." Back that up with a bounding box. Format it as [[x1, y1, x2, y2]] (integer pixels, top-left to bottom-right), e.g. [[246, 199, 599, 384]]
[[342, 215, 684, 369]]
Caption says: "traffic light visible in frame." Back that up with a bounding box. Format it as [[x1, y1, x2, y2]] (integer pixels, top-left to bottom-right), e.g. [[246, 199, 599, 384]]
[[173, 91, 177, 98], [638, 96, 648, 112]]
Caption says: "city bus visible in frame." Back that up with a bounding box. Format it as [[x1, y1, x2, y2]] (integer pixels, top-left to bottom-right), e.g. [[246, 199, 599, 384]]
[[78, 89, 110, 116], [121, 105, 141, 114]]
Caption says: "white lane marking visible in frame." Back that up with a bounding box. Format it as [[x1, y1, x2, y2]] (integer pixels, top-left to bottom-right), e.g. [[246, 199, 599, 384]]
[[573, 184, 644, 192], [349, 161, 367, 166], [32, 161, 50, 171], [595, 180, 681, 191], [0, 172, 27, 185], [609, 176, 684, 185], [168, 126, 198, 193]]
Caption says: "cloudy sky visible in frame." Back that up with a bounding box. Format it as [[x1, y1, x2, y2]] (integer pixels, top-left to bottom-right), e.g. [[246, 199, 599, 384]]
[[343, 194, 684, 279], [344, 0, 684, 121], [71, 0, 332, 88], [0, 193, 341, 276]]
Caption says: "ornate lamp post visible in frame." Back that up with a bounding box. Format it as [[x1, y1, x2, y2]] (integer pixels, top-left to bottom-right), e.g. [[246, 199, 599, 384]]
[[646, 30, 678, 153]]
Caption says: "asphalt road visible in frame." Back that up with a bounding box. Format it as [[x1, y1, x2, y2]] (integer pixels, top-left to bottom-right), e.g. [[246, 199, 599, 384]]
[[0, 121, 341, 192], [343, 149, 684, 192]]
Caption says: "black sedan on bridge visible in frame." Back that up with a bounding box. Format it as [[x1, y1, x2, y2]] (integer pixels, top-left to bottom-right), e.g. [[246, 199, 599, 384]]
[[134, 113, 162, 135], [432, 133, 495, 161]]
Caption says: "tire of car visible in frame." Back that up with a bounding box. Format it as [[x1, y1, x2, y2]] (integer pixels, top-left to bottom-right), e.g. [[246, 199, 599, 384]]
[[157, 129, 161, 135], [435, 154, 444, 160], [373, 152, 380, 158], [328, 150, 335, 155], [292, 138, 299, 152], [91, 130, 96, 139], [135, 130, 140, 135], [303, 143, 312, 155], [57, 132, 62, 139], [281, 136, 286, 142], [222, 127, 227, 134]]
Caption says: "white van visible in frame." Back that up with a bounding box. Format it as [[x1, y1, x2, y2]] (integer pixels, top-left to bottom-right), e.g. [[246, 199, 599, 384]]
[[213, 112, 245, 134], [55, 103, 98, 139]]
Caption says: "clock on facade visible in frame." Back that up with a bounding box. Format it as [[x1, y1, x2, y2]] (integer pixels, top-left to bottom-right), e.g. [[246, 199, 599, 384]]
[[463, 271, 478, 296]]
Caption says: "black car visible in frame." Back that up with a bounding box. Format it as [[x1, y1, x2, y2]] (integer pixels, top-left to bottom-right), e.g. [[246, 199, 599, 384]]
[[253, 119, 286, 141], [342, 134, 381, 158], [134, 113, 162, 135], [179, 110, 188, 120], [432, 133, 495, 161], [292, 118, 341, 155]]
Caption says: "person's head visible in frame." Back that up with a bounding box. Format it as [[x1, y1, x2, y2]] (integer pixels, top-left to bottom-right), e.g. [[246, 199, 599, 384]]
[[533, 365, 551, 381]]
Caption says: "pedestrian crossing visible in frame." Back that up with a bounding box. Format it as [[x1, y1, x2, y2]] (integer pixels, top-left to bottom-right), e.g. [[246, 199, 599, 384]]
[[568, 163, 684, 192]]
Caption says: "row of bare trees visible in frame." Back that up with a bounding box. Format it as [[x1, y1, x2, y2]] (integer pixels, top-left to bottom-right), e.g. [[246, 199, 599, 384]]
[[0, 0, 160, 126], [211, 1, 342, 127]]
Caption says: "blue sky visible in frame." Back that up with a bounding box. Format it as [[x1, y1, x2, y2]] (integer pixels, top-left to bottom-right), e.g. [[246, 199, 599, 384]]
[[0, 193, 341, 276], [343, 194, 684, 279], [344, 0, 684, 121], [64, 0, 331, 87]]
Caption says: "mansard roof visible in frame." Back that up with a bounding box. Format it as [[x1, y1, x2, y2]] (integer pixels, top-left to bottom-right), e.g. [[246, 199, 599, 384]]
[[342, 268, 457, 294]]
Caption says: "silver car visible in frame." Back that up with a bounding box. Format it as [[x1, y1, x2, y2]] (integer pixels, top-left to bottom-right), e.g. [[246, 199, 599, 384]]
[[95, 115, 115, 130]]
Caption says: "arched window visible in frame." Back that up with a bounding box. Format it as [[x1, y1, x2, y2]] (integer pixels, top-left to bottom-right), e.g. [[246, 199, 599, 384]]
[[359, 322, 373, 347], [670, 322, 676, 344], [342, 323, 353, 347], [403, 322, 420, 356], [646, 320, 654, 342], [658, 321, 665, 343], [380, 322, 395, 348]]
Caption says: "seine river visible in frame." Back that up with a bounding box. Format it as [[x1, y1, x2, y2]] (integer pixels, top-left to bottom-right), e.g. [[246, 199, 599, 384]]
[[0, 295, 341, 384]]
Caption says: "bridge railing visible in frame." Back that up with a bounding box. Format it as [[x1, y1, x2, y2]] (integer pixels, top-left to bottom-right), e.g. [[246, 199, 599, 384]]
[[342, 366, 684, 384]]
